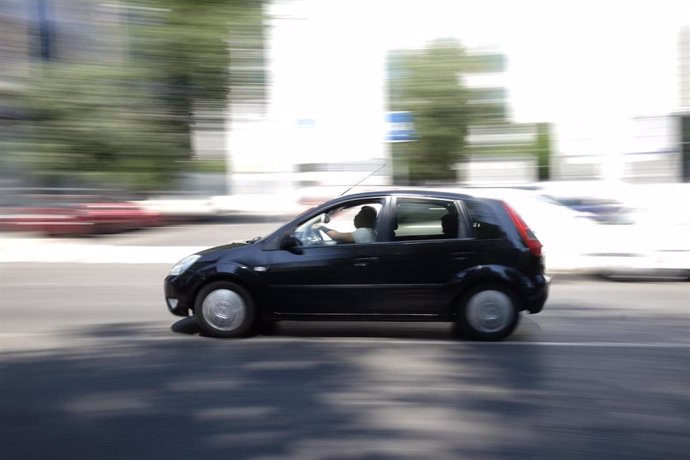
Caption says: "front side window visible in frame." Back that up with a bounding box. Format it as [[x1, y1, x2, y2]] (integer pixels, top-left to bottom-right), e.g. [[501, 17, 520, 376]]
[[393, 198, 460, 241], [292, 200, 383, 246]]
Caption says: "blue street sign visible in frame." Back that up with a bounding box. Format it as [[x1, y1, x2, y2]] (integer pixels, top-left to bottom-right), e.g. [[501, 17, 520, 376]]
[[387, 111, 416, 142]]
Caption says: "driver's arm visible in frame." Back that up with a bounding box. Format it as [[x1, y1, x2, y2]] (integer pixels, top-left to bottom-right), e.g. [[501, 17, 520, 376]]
[[315, 224, 354, 243], [324, 229, 354, 243]]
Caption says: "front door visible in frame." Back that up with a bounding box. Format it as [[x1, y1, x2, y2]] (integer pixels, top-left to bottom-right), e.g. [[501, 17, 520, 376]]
[[265, 198, 385, 318], [266, 243, 381, 317]]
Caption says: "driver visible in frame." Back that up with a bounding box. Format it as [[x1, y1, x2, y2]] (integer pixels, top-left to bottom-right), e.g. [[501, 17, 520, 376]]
[[315, 205, 377, 243]]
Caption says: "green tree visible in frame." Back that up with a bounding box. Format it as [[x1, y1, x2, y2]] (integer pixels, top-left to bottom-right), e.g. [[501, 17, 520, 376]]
[[9, 0, 265, 191], [535, 123, 552, 181], [389, 39, 472, 184], [129, 0, 265, 158], [13, 64, 188, 190]]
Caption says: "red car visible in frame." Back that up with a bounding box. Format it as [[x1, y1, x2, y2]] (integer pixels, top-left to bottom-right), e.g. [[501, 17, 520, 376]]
[[0, 196, 163, 236]]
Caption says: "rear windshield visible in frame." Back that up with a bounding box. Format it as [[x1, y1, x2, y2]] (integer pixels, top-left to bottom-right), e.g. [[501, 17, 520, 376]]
[[464, 199, 505, 239]]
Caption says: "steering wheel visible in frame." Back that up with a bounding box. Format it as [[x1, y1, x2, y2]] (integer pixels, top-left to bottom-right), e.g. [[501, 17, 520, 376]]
[[303, 224, 325, 245]]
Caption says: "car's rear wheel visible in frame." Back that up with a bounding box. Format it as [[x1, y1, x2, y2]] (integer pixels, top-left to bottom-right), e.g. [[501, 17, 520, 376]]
[[195, 281, 256, 338], [456, 286, 520, 341]]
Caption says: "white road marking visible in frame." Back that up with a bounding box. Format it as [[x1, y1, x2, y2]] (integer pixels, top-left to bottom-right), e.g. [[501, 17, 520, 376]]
[[1, 332, 689, 349], [235, 338, 690, 348]]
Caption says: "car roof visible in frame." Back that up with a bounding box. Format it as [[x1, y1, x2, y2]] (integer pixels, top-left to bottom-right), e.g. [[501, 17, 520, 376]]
[[341, 188, 478, 202]]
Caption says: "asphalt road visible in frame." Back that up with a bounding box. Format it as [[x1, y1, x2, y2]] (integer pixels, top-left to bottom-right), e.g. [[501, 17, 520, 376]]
[[1, 222, 689, 459]]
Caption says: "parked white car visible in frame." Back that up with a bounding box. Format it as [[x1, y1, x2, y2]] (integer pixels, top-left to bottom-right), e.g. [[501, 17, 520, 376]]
[[590, 191, 690, 280]]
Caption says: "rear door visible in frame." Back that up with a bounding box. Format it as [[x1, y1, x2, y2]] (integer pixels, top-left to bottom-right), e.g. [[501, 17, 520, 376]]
[[375, 196, 481, 317]]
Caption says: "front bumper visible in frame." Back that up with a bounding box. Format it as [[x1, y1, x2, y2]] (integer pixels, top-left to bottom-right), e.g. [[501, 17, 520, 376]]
[[164, 272, 205, 317]]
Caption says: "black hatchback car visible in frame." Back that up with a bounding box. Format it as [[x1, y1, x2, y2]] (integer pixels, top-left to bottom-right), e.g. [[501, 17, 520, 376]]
[[164, 190, 549, 341]]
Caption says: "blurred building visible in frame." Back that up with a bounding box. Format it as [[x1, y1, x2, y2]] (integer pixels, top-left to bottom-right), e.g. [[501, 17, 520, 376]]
[[625, 116, 680, 183], [461, 49, 552, 185], [554, 26, 690, 184], [0, 0, 266, 196], [622, 27, 690, 183], [239, 9, 687, 190], [0, 2, 30, 82], [386, 46, 552, 186], [0, 0, 132, 187], [464, 123, 550, 185], [553, 115, 681, 183], [226, 0, 389, 197], [462, 49, 509, 123], [222, 3, 690, 196], [680, 26, 690, 111], [679, 27, 690, 181], [0, 0, 77, 186], [0, 1, 29, 190], [3, 0, 687, 198], [0, 0, 127, 68]]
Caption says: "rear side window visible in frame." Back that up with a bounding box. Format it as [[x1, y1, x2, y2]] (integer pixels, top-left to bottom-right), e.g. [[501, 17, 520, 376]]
[[394, 198, 461, 241], [464, 199, 506, 239]]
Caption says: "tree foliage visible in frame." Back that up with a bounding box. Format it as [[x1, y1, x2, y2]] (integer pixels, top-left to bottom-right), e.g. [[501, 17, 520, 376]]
[[535, 123, 552, 181], [13, 64, 188, 190], [9, 0, 265, 191], [389, 39, 472, 184]]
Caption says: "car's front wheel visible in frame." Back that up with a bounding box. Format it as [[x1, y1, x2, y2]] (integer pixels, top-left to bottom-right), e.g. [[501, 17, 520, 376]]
[[456, 286, 520, 341], [195, 281, 256, 338]]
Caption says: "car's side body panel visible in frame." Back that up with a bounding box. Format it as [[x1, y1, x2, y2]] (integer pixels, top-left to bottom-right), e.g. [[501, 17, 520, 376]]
[[264, 242, 382, 316], [373, 238, 479, 317]]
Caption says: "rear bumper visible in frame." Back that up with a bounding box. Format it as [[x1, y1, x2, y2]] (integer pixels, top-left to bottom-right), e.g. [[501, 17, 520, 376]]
[[524, 275, 549, 314]]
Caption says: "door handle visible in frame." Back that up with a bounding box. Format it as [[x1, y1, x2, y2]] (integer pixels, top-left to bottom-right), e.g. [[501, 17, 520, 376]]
[[353, 256, 379, 267], [451, 252, 474, 260]]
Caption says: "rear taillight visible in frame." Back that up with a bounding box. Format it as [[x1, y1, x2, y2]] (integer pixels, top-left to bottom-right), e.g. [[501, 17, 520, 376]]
[[502, 202, 543, 257]]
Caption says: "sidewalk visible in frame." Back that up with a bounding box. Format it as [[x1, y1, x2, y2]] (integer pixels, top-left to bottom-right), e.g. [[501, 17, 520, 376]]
[[135, 193, 304, 218], [0, 235, 204, 264]]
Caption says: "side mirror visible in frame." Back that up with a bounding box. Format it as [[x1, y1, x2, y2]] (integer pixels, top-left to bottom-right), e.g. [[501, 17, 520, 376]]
[[280, 235, 303, 254]]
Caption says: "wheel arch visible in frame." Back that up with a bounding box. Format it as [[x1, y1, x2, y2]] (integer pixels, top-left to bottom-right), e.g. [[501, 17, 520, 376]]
[[449, 265, 527, 319], [453, 282, 522, 340], [190, 265, 263, 316], [193, 278, 258, 338]]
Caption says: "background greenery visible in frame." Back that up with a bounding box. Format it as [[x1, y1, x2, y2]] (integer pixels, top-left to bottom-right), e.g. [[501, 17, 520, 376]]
[[388, 39, 551, 184], [7, 0, 264, 191], [388, 39, 471, 184], [4, 3, 551, 192]]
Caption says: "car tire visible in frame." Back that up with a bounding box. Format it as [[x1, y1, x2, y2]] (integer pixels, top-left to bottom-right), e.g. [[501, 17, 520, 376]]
[[195, 281, 256, 338], [455, 285, 520, 341]]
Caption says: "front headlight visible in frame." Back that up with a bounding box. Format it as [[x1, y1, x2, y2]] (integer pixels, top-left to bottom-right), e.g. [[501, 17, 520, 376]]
[[169, 254, 201, 276]]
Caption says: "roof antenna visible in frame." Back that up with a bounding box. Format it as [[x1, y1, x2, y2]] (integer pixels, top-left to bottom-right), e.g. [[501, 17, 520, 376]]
[[340, 163, 386, 196]]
